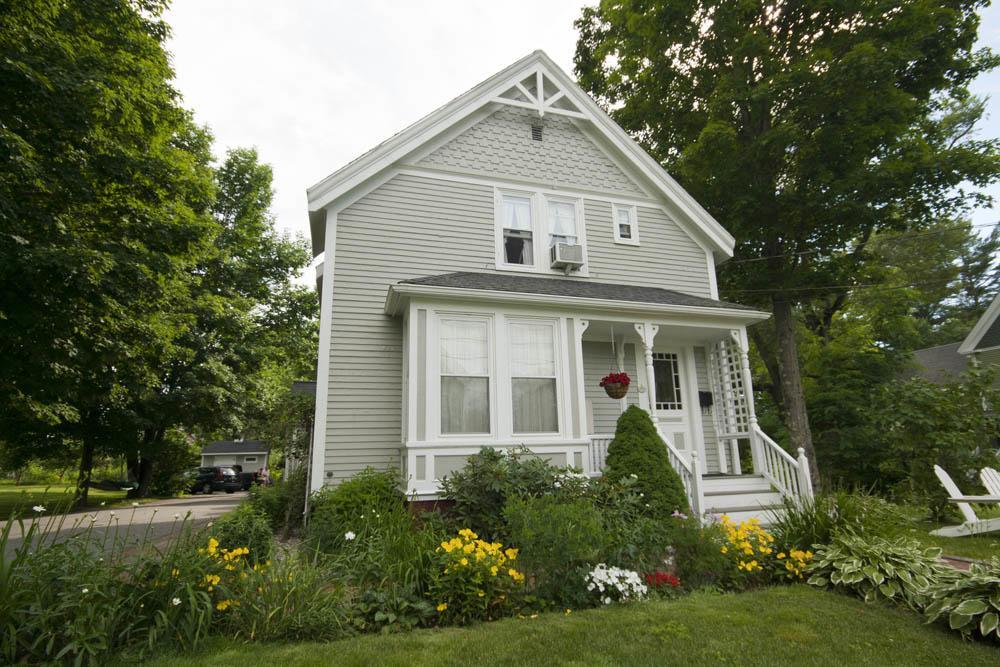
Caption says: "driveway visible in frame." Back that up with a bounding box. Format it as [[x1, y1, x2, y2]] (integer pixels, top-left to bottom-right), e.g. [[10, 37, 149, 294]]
[[3, 492, 245, 556]]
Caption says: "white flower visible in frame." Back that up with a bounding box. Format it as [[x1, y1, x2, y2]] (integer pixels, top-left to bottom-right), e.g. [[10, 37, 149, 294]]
[[81, 588, 89, 594], [344, 531, 356, 541], [173, 513, 180, 519], [603, 596, 612, 605], [207, 522, 213, 528], [32, 505, 45, 513], [629, 473, 638, 479], [671, 510, 688, 520], [172, 597, 181, 606], [132, 502, 139, 507], [554, 481, 561, 488], [100, 502, 106, 506]]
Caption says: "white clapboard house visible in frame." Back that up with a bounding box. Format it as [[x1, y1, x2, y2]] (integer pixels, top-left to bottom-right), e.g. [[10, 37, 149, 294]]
[[305, 51, 813, 522]]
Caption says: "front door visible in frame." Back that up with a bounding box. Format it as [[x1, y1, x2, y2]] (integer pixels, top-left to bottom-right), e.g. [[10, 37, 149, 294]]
[[652, 349, 694, 454]]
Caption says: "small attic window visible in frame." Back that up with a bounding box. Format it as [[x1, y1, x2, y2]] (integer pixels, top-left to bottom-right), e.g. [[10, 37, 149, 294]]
[[531, 124, 543, 141]]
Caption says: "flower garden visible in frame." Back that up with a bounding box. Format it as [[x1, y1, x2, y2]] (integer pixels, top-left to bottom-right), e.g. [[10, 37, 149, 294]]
[[2, 406, 998, 664]]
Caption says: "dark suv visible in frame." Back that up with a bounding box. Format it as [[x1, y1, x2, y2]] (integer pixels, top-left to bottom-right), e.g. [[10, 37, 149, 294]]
[[187, 466, 242, 494]]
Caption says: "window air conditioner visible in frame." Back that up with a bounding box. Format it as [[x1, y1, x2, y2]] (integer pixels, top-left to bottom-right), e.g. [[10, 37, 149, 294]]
[[550, 243, 584, 272]]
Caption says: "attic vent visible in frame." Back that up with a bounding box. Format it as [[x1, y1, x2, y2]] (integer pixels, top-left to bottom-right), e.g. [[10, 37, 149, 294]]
[[531, 124, 543, 141]]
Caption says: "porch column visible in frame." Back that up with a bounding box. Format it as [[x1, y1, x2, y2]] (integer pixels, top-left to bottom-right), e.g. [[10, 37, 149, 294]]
[[734, 328, 762, 472], [573, 319, 590, 441], [633, 322, 660, 424]]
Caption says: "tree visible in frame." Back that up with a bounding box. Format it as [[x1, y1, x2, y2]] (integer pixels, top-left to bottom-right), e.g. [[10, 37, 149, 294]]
[[605, 405, 689, 514], [124, 148, 316, 497], [575, 1, 1000, 483], [0, 1, 218, 503]]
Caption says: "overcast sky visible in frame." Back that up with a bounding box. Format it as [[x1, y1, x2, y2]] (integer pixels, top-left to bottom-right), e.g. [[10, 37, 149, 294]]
[[164, 0, 1000, 277]]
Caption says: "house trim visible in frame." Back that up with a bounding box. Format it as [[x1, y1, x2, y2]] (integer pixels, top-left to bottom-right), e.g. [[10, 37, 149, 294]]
[[611, 202, 640, 246], [306, 50, 735, 260], [958, 292, 1000, 354], [309, 208, 337, 492]]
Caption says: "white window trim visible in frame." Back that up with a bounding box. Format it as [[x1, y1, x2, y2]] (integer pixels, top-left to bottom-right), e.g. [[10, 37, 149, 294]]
[[431, 312, 496, 440], [612, 203, 640, 245], [494, 187, 589, 276]]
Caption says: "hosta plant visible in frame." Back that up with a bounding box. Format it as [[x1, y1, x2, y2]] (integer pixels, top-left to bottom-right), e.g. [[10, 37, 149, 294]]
[[923, 558, 1000, 641], [806, 534, 949, 610]]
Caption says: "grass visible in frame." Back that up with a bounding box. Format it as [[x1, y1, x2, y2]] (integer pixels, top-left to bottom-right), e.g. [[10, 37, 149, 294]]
[[139, 586, 997, 666], [907, 521, 1000, 561], [0, 481, 144, 517]]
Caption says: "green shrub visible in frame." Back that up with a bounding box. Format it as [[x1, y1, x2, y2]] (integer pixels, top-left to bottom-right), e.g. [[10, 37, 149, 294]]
[[924, 558, 1000, 641], [668, 516, 729, 590], [504, 495, 607, 606], [247, 465, 307, 538], [150, 429, 200, 496], [604, 406, 688, 516], [806, 533, 948, 610], [209, 503, 274, 563], [439, 447, 583, 540], [348, 586, 436, 634], [306, 468, 406, 552], [769, 490, 912, 551], [586, 475, 672, 573]]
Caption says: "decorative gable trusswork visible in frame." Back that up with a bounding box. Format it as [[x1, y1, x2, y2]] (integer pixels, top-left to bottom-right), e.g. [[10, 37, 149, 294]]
[[492, 68, 586, 117], [418, 107, 647, 197]]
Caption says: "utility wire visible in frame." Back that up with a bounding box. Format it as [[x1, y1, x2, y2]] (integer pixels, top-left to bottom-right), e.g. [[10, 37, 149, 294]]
[[724, 221, 999, 265]]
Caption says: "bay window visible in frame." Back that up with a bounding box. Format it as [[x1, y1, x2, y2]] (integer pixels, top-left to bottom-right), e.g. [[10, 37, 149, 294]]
[[439, 318, 491, 434], [509, 321, 558, 433]]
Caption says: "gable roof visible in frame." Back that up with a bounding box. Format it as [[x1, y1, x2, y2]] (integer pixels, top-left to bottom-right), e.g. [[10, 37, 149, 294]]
[[958, 292, 1000, 354], [201, 440, 270, 455], [306, 50, 735, 260]]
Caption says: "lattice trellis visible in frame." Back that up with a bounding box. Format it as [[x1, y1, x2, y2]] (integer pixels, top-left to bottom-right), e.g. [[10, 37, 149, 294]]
[[707, 335, 750, 440]]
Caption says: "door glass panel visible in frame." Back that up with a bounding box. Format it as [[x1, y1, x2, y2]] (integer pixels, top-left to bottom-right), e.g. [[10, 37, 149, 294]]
[[653, 352, 682, 410]]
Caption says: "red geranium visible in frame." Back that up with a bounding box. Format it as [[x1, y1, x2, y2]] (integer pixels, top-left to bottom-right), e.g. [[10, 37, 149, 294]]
[[644, 571, 681, 588], [599, 372, 630, 387]]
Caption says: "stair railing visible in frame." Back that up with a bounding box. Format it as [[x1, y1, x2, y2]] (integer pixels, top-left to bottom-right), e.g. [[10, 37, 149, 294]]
[[656, 425, 705, 518], [754, 425, 814, 502]]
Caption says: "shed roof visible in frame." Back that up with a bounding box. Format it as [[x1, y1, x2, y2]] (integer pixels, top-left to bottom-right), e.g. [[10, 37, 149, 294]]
[[201, 440, 270, 455]]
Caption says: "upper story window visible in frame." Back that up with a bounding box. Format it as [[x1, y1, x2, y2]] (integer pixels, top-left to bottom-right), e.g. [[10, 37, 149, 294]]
[[496, 188, 587, 274], [613, 204, 639, 245], [439, 317, 491, 434], [547, 200, 578, 247], [501, 194, 533, 266]]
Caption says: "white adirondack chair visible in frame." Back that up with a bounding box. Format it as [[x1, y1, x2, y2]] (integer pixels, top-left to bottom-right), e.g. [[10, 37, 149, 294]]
[[931, 465, 1000, 537], [981, 467, 1000, 496]]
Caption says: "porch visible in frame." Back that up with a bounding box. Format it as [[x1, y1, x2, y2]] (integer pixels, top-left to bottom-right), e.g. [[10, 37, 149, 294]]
[[385, 272, 813, 518]]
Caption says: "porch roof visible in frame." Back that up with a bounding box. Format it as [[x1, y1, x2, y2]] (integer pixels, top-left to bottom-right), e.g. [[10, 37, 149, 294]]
[[385, 272, 769, 323]]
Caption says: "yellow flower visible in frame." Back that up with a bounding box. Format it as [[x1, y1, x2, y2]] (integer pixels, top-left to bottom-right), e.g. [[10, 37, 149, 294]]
[[477, 590, 485, 597], [491, 566, 499, 576], [505, 548, 518, 560], [463, 543, 475, 554], [460, 558, 469, 566], [720, 546, 728, 554], [216, 599, 232, 611], [437, 603, 448, 612], [777, 552, 786, 559], [171, 568, 179, 578], [207, 537, 219, 555]]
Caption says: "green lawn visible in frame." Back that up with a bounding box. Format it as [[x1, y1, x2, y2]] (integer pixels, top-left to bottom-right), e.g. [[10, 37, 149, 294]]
[[0, 481, 138, 517], [140, 586, 997, 666], [908, 521, 1000, 561]]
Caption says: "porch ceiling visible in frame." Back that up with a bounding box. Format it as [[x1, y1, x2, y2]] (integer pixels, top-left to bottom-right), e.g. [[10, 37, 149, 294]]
[[581, 320, 733, 345]]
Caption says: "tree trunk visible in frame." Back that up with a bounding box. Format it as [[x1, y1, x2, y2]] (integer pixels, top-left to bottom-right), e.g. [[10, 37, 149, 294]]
[[771, 296, 821, 485], [127, 429, 159, 498], [75, 439, 95, 507]]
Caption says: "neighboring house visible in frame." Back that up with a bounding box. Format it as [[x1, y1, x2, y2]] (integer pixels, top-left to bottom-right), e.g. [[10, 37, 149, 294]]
[[907, 342, 969, 385], [200, 440, 270, 471], [305, 51, 813, 522], [959, 292, 1000, 386]]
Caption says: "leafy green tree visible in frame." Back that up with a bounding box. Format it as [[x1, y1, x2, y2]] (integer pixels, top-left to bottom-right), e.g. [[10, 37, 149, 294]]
[[575, 1, 1000, 482], [870, 368, 999, 519], [0, 0, 218, 502], [605, 405, 689, 514]]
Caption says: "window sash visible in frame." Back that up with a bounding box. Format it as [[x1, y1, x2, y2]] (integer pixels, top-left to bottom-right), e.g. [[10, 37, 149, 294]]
[[548, 200, 577, 246], [439, 317, 491, 435], [508, 320, 558, 434]]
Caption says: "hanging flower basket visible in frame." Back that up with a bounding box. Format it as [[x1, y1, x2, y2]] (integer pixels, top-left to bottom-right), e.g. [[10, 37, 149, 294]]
[[600, 372, 631, 399]]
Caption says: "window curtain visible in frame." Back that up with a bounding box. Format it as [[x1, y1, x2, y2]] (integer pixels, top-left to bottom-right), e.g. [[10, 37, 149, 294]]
[[548, 201, 577, 245], [440, 319, 490, 434], [509, 322, 557, 433], [503, 196, 532, 231]]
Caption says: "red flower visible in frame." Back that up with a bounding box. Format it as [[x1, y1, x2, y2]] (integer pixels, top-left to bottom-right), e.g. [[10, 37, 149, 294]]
[[644, 571, 681, 588], [599, 372, 631, 387]]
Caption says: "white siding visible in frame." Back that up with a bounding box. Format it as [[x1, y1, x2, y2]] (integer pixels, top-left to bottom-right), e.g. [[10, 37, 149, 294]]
[[693, 347, 722, 473], [419, 107, 647, 197]]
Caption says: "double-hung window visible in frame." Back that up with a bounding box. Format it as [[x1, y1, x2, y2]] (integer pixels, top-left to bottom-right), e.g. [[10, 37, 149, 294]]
[[547, 200, 578, 248], [509, 321, 558, 433], [501, 194, 533, 266], [613, 204, 639, 245], [439, 318, 491, 434]]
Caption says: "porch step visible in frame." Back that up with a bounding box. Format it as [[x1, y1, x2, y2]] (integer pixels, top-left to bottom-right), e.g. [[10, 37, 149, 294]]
[[703, 489, 784, 510], [701, 474, 772, 493], [698, 475, 785, 526], [708, 506, 784, 527]]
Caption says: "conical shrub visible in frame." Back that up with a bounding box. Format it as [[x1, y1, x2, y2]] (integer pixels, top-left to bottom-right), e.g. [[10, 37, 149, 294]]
[[605, 405, 689, 515]]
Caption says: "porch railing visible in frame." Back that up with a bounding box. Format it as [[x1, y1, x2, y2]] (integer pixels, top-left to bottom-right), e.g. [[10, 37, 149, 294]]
[[589, 434, 613, 473], [754, 425, 814, 502]]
